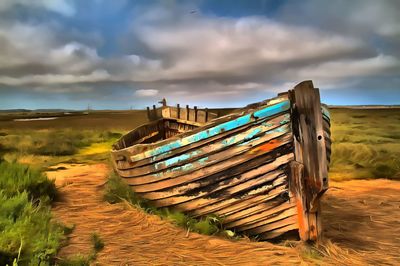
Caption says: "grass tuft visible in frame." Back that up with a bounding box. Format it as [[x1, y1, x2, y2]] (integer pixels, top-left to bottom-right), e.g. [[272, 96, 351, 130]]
[[91, 233, 105, 253], [0, 162, 64, 265], [0, 161, 57, 201], [103, 172, 233, 238], [58, 254, 91, 266]]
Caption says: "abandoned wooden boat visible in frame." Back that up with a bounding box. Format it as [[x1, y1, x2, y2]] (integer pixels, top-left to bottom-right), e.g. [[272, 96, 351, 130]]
[[111, 80, 331, 241]]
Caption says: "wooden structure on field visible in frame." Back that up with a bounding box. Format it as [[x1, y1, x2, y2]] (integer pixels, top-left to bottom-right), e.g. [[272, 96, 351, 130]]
[[111, 80, 331, 241], [146, 99, 218, 124]]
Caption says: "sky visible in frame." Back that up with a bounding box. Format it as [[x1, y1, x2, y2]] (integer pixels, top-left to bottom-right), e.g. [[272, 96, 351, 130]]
[[0, 0, 399, 110]]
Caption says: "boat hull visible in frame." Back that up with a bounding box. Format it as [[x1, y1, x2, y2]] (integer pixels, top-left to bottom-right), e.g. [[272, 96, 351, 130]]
[[111, 80, 331, 241]]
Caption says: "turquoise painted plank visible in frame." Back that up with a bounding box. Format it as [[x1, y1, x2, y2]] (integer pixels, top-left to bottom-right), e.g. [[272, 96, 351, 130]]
[[321, 105, 330, 120], [130, 100, 290, 162], [153, 114, 291, 170], [147, 124, 290, 178]]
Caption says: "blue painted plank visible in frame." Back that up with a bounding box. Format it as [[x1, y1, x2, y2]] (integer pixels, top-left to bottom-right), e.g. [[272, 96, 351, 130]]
[[130, 100, 290, 162]]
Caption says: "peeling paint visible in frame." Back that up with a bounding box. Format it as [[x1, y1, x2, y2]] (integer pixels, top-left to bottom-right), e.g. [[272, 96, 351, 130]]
[[130, 101, 290, 162]]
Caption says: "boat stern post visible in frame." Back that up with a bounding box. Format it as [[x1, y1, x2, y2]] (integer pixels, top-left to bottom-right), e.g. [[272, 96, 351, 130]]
[[288, 80, 329, 242]]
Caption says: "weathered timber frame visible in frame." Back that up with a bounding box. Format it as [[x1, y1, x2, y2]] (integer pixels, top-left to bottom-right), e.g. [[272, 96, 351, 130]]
[[112, 80, 330, 242], [289, 80, 329, 241]]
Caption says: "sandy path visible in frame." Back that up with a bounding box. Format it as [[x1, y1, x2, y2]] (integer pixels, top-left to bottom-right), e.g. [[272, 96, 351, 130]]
[[322, 179, 400, 265], [49, 164, 400, 265]]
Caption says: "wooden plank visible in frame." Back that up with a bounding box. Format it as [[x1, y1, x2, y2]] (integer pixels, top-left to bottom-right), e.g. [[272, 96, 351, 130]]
[[146, 107, 151, 120], [221, 196, 291, 223], [224, 201, 295, 229], [289, 161, 309, 241], [118, 133, 292, 189], [240, 213, 298, 235], [237, 207, 297, 233], [140, 153, 293, 201], [289, 80, 329, 242], [112, 97, 289, 167], [152, 104, 157, 120], [155, 171, 286, 210], [145, 157, 291, 207], [116, 112, 290, 170], [289, 81, 328, 207], [161, 107, 171, 118], [188, 181, 288, 217], [258, 223, 299, 240], [117, 114, 290, 174], [127, 100, 290, 163]]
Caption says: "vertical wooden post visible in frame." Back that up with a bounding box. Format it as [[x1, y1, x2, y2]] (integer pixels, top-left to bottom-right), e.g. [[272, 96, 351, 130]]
[[177, 104, 180, 119], [194, 106, 198, 122], [289, 80, 328, 242], [153, 104, 157, 120], [186, 105, 190, 120], [146, 106, 151, 120], [205, 108, 209, 122]]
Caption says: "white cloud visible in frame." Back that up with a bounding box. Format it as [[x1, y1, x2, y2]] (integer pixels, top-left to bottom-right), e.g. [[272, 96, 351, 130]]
[[0, 70, 111, 86], [0, 1, 399, 106], [135, 89, 159, 97]]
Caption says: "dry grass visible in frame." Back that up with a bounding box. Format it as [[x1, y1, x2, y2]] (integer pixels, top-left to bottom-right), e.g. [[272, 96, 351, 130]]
[[49, 164, 400, 265]]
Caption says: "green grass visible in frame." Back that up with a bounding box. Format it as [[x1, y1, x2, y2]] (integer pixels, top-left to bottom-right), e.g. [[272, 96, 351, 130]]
[[103, 173, 236, 238], [0, 161, 57, 201], [91, 233, 104, 253], [329, 108, 400, 181], [0, 161, 64, 266], [57, 232, 105, 266], [57, 254, 91, 266], [0, 129, 124, 169]]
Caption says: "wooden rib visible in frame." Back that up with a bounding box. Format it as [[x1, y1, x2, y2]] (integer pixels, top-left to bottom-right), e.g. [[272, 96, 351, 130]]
[[236, 207, 297, 232], [152, 172, 286, 210], [258, 223, 299, 240], [130, 101, 290, 161], [115, 111, 290, 170], [188, 180, 288, 217], [149, 166, 287, 209], [113, 100, 290, 164], [240, 214, 298, 235], [142, 144, 291, 199], [140, 153, 293, 201], [117, 129, 291, 185], [224, 201, 295, 229], [222, 198, 286, 223], [116, 113, 290, 173], [119, 133, 293, 191]]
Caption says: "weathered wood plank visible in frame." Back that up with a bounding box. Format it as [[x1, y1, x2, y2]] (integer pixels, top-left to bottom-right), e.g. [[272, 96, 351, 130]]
[[117, 114, 290, 174], [237, 207, 297, 233], [289, 161, 309, 241], [119, 133, 292, 190], [118, 126, 291, 181], [289, 80, 329, 242], [116, 111, 290, 170], [224, 201, 295, 229], [140, 153, 293, 201], [258, 223, 299, 240], [188, 180, 288, 216], [240, 213, 298, 235], [127, 100, 290, 163]]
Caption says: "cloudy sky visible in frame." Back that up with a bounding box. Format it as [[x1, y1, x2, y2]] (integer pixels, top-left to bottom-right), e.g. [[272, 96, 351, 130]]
[[0, 0, 399, 110]]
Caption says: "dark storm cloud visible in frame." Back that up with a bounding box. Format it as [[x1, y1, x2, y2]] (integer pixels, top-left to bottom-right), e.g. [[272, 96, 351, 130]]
[[0, 0, 399, 109]]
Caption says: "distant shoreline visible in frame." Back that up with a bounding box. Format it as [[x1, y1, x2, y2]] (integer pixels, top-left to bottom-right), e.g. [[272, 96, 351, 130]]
[[1, 105, 400, 113]]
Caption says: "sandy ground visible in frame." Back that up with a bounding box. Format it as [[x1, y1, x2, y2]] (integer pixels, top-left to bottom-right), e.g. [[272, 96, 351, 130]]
[[48, 164, 400, 265]]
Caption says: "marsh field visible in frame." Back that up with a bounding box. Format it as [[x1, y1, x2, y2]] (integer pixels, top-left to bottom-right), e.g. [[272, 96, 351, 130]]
[[0, 107, 399, 265]]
